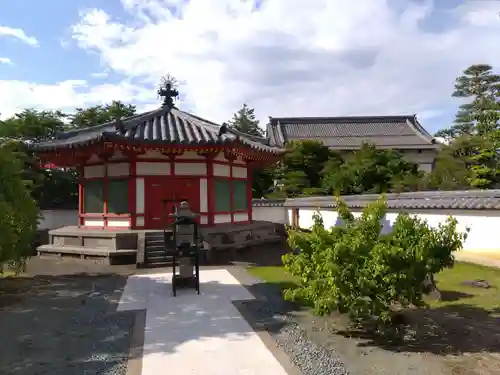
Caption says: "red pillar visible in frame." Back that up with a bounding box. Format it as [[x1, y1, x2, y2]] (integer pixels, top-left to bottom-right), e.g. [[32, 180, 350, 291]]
[[78, 165, 84, 227], [229, 155, 234, 224], [128, 154, 137, 229], [103, 160, 108, 227], [206, 155, 215, 225], [247, 161, 253, 223]]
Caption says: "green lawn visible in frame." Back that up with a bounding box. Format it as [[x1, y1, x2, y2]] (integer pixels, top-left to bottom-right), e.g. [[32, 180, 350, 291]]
[[247, 262, 500, 312], [0, 271, 16, 278]]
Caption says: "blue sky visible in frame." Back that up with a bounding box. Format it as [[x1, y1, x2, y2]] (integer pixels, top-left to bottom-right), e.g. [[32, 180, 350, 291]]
[[0, 0, 499, 135], [0, 0, 128, 85]]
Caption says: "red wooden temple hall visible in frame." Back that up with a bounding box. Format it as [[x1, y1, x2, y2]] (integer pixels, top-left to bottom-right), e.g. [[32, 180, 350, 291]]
[[32, 84, 284, 230]]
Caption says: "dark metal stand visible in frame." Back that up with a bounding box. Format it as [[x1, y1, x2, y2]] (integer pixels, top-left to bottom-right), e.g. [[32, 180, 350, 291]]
[[171, 243, 200, 297], [168, 214, 200, 297]]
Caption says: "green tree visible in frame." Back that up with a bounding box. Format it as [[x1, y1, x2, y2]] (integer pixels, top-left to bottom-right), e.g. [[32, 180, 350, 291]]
[[227, 105, 275, 197], [427, 138, 473, 190], [283, 197, 467, 333], [433, 64, 500, 189], [273, 140, 337, 197], [0, 109, 66, 142], [227, 104, 264, 137], [70, 100, 136, 128], [435, 64, 500, 138], [0, 143, 39, 273], [251, 166, 276, 198], [322, 143, 423, 195], [0, 109, 77, 209]]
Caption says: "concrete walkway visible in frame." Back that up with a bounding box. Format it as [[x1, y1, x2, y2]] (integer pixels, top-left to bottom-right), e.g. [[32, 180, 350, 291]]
[[118, 269, 292, 375]]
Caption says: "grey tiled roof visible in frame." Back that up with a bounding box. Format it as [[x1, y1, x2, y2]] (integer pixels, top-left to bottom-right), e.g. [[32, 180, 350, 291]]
[[267, 115, 439, 150], [32, 106, 284, 154], [252, 198, 285, 207], [284, 190, 500, 210]]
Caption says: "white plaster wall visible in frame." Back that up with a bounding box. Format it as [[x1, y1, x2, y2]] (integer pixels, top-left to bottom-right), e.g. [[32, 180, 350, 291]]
[[136, 162, 170, 175], [288, 207, 500, 254], [87, 154, 100, 163], [400, 150, 436, 172], [214, 153, 228, 162], [213, 164, 230, 177], [83, 165, 105, 178], [38, 210, 78, 230], [109, 151, 128, 161], [107, 218, 131, 227], [233, 213, 249, 222], [174, 162, 207, 176], [214, 214, 232, 224], [107, 162, 130, 177], [83, 218, 105, 227], [232, 166, 247, 178], [136, 178, 145, 214], [253, 206, 289, 224], [233, 156, 246, 165], [199, 178, 208, 212]]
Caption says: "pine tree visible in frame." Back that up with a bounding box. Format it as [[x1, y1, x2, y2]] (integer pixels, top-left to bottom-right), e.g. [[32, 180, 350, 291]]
[[439, 64, 500, 138], [434, 64, 500, 188], [227, 104, 263, 137]]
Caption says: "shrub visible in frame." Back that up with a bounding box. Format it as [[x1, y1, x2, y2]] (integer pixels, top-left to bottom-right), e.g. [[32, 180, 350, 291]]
[[282, 197, 467, 330]]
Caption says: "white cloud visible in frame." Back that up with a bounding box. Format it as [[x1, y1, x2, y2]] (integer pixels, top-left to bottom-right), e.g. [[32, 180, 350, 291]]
[[90, 72, 109, 78], [67, 0, 500, 131], [0, 79, 148, 119], [0, 57, 13, 65], [2, 0, 500, 132], [0, 25, 38, 46]]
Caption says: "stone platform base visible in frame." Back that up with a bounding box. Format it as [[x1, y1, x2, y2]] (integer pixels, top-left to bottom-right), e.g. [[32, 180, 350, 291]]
[[36, 226, 143, 265], [35, 221, 285, 267]]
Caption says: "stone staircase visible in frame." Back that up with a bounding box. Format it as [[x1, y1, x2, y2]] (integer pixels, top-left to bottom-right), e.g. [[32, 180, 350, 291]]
[[144, 231, 174, 268]]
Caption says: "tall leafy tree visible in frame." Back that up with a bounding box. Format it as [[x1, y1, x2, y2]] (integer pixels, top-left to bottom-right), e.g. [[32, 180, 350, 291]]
[[0, 109, 66, 142], [227, 104, 264, 136], [0, 143, 39, 272], [0, 109, 78, 209], [321, 143, 423, 195], [70, 100, 136, 128], [227, 104, 273, 197], [274, 140, 338, 197], [427, 138, 473, 190]]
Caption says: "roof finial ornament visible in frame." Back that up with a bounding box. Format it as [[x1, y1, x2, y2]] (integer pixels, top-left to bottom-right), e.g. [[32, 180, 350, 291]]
[[157, 74, 179, 109]]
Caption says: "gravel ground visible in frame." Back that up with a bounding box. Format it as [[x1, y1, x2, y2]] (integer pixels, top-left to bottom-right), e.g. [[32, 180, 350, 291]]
[[227, 244, 500, 375], [230, 263, 453, 375], [0, 258, 136, 375], [244, 298, 350, 375]]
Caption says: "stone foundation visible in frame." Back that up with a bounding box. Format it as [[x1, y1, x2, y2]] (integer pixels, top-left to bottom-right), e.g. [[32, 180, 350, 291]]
[[35, 221, 284, 267]]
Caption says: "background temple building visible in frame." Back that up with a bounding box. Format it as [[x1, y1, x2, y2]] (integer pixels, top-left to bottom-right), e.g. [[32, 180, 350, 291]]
[[266, 115, 440, 172]]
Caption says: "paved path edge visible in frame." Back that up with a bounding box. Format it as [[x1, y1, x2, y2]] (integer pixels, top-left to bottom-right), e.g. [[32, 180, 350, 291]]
[[120, 267, 303, 375]]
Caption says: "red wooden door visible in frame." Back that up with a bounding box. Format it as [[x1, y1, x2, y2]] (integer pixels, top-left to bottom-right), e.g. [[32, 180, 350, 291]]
[[144, 177, 200, 229]]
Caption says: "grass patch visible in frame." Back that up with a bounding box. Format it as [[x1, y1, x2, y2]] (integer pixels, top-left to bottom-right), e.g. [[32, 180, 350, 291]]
[[248, 266, 298, 286], [0, 270, 16, 278], [247, 261, 500, 312], [429, 262, 500, 311]]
